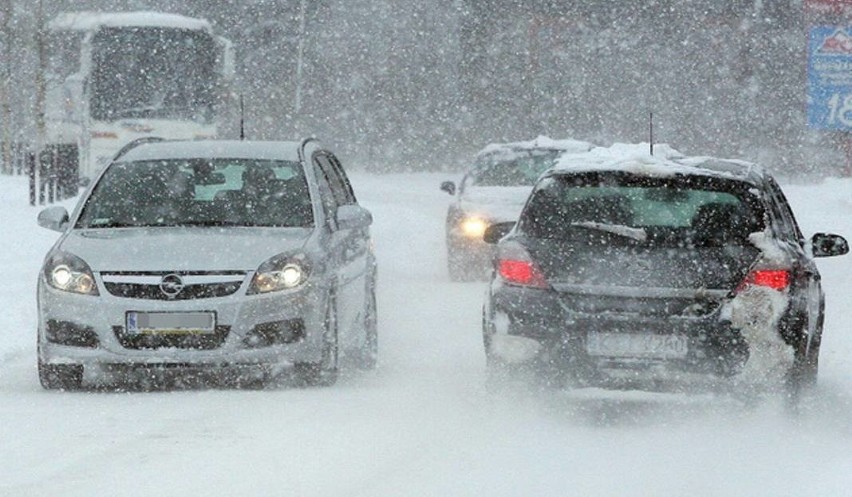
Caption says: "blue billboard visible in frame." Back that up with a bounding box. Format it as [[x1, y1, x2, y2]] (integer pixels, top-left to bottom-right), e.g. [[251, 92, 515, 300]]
[[807, 26, 852, 131]]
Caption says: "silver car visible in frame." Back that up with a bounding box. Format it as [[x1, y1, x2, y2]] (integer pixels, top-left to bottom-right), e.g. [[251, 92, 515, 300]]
[[36, 139, 377, 389]]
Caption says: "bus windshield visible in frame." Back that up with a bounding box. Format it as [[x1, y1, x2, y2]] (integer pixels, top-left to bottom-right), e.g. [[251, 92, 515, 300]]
[[90, 27, 216, 123]]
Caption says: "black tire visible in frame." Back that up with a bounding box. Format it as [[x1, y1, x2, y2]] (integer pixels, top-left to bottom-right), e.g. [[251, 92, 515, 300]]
[[352, 285, 378, 370], [295, 292, 339, 387], [38, 359, 83, 391]]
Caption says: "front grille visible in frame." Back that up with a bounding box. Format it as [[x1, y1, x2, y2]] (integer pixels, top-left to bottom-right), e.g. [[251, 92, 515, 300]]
[[113, 325, 230, 350], [101, 272, 246, 300], [104, 281, 243, 300]]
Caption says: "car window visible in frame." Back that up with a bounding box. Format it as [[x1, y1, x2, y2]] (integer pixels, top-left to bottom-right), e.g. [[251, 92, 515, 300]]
[[314, 153, 353, 206], [468, 150, 560, 188], [76, 158, 314, 228], [521, 172, 764, 247], [765, 177, 804, 245]]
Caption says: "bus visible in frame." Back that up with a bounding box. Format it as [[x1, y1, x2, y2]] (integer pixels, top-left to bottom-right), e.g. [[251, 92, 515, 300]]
[[44, 11, 235, 181]]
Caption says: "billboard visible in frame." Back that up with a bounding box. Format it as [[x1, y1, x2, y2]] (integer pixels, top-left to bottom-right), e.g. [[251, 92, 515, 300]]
[[807, 26, 852, 131]]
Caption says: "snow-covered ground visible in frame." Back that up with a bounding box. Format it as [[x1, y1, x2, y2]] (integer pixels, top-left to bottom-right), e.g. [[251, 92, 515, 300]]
[[1, 171, 851, 496]]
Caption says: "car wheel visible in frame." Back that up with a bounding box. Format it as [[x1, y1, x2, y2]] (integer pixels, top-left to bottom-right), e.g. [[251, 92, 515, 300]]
[[295, 292, 339, 387], [38, 358, 83, 391], [352, 284, 378, 370]]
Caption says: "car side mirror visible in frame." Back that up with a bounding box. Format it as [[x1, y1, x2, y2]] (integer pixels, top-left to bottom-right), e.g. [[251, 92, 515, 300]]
[[810, 232, 849, 258], [440, 181, 456, 196], [483, 221, 515, 244], [336, 204, 373, 230], [37, 206, 70, 232]]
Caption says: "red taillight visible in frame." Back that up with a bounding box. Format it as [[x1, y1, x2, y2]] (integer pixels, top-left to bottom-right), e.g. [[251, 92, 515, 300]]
[[498, 259, 548, 288], [737, 269, 791, 292]]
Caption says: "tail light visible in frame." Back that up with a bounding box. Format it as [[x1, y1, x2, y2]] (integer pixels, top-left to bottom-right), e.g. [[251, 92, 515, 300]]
[[496, 242, 548, 288], [736, 269, 791, 293]]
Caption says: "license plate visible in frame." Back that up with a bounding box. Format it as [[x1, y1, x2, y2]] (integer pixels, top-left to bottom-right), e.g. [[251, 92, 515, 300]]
[[126, 312, 216, 335], [586, 332, 688, 359]]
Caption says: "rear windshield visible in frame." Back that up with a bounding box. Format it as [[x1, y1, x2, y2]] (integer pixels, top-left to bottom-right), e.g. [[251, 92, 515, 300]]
[[76, 158, 314, 229], [520, 172, 764, 247]]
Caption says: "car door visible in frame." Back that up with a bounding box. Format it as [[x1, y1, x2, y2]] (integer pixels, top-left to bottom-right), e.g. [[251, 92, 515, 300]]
[[765, 178, 823, 356], [313, 152, 369, 343]]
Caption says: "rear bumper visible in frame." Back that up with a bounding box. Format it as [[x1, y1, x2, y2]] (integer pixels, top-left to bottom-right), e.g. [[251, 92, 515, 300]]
[[486, 284, 762, 378]]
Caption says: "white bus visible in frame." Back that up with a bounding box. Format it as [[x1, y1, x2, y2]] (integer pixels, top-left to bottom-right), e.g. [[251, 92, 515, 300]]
[[44, 11, 235, 181]]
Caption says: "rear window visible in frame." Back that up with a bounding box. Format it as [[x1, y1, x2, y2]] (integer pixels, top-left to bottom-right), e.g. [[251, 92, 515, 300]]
[[520, 172, 764, 247]]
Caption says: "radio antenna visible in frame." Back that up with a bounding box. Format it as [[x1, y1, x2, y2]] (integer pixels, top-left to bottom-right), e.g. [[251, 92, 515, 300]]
[[239, 94, 246, 141], [649, 112, 654, 156]]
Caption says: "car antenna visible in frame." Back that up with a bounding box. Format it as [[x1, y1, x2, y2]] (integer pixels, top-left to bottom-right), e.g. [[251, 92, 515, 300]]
[[239, 94, 246, 140], [649, 111, 654, 156]]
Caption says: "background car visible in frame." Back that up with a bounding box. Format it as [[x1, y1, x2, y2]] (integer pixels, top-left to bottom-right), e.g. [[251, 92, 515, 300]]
[[482, 143, 848, 398], [440, 136, 593, 281], [36, 139, 377, 389]]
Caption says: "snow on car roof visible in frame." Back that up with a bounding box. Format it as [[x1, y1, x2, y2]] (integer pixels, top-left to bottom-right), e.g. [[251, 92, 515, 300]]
[[117, 140, 303, 163], [476, 136, 594, 158], [49, 11, 212, 33], [552, 142, 765, 183]]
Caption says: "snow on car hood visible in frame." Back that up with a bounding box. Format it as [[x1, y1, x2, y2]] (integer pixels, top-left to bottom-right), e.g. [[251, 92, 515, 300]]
[[58, 227, 312, 272], [458, 186, 531, 222]]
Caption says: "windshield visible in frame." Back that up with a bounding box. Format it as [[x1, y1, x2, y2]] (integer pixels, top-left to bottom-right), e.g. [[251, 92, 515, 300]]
[[467, 150, 561, 188], [520, 172, 764, 247], [89, 27, 216, 122], [76, 159, 314, 229]]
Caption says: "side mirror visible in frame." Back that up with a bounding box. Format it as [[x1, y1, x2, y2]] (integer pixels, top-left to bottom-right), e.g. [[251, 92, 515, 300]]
[[440, 181, 456, 196], [38, 206, 70, 232], [483, 221, 515, 244], [336, 204, 373, 230], [811, 232, 849, 258]]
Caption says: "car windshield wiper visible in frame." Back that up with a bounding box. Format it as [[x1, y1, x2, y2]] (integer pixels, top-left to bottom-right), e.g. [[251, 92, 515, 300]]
[[569, 222, 648, 242], [174, 220, 249, 227]]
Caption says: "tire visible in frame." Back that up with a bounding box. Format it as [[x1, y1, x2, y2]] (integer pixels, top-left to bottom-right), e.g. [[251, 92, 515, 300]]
[[38, 359, 83, 391], [295, 292, 339, 387], [352, 284, 378, 370]]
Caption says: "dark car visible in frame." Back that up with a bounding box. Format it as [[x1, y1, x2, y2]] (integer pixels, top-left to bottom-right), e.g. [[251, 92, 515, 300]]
[[36, 139, 377, 389], [441, 137, 593, 280], [482, 143, 848, 396]]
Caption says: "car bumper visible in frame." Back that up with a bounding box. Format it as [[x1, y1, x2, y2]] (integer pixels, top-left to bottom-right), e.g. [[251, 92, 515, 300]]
[[38, 280, 327, 370], [486, 284, 755, 378]]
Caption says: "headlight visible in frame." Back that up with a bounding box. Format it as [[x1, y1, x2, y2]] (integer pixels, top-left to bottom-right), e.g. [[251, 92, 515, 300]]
[[43, 251, 99, 296], [248, 253, 311, 295], [460, 216, 489, 239]]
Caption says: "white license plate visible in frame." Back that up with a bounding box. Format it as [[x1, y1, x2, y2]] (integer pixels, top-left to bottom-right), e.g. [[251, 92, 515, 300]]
[[586, 332, 688, 359], [126, 312, 216, 335]]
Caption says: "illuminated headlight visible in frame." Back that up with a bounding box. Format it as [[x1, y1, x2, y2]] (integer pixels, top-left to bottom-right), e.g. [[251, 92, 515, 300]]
[[460, 216, 489, 239], [43, 252, 99, 296], [248, 254, 310, 295]]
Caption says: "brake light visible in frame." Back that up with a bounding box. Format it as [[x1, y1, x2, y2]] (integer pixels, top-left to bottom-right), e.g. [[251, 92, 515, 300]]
[[737, 269, 790, 292], [498, 259, 548, 288]]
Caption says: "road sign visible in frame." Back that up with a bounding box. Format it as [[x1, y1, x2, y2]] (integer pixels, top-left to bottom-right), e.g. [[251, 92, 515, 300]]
[[807, 26, 852, 131]]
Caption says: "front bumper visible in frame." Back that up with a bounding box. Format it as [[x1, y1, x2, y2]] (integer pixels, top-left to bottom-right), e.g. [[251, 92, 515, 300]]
[[37, 277, 327, 370]]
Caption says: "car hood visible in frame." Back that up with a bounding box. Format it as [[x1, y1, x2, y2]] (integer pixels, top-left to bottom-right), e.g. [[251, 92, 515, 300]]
[[58, 227, 313, 272], [458, 186, 531, 223]]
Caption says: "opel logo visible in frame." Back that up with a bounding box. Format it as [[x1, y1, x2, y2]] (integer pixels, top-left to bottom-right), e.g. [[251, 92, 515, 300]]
[[159, 273, 185, 298]]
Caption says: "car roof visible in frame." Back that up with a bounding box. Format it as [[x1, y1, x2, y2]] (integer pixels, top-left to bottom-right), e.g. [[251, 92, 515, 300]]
[[549, 142, 767, 185], [116, 140, 304, 163]]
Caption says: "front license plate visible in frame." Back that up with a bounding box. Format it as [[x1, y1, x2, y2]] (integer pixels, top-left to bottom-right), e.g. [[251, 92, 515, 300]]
[[586, 332, 688, 359], [126, 311, 216, 335]]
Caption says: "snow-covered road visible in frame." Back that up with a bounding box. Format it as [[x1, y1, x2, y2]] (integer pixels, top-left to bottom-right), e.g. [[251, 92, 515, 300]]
[[1, 172, 851, 497]]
